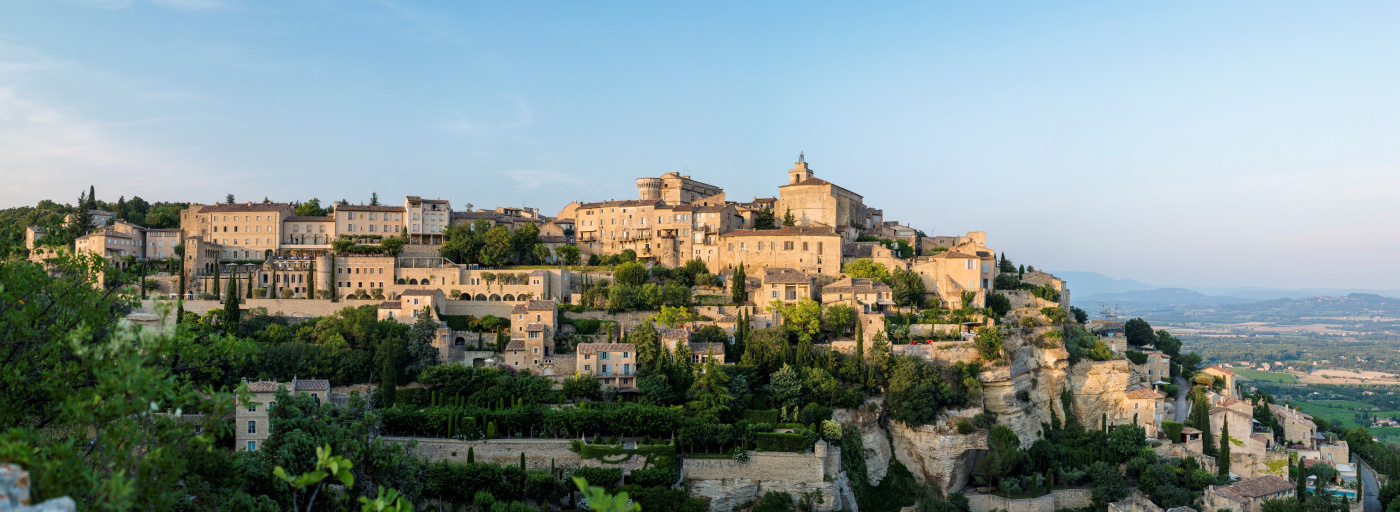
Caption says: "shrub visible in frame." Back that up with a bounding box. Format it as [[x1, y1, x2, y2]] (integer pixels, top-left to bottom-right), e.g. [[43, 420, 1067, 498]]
[[1041, 306, 1067, 324], [797, 404, 833, 426], [1125, 350, 1149, 365], [1016, 389, 1031, 402], [1162, 421, 1183, 442], [629, 467, 676, 487], [957, 420, 974, 435], [820, 420, 842, 443], [740, 409, 781, 425], [486, 421, 498, 439], [571, 467, 622, 488]]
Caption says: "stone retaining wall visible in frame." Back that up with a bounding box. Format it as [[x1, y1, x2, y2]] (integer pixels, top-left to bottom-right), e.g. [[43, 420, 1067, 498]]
[[139, 298, 521, 320], [967, 489, 1093, 512], [683, 450, 835, 484], [381, 437, 649, 473]]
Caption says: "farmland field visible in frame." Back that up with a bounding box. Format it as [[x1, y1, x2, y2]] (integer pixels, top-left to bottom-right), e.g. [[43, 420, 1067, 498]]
[[1232, 367, 1298, 383]]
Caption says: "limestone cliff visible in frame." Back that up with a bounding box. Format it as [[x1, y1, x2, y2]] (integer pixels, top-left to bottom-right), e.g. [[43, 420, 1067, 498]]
[[1067, 359, 1131, 430], [977, 327, 1069, 447], [888, 413, 989, 493]]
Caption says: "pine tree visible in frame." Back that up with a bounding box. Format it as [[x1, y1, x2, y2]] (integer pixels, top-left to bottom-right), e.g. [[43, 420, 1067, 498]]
[[226, 194, 235, 204], [87, 185, 96, 211], [269, 259, 277, 299], [224, 272, 241, 330], [116, 196, 126, 221], [371, 192, 380, 206], [782, 207, 796, 227], [731, 263, 746, 304], [1219, 416, 1231, 477], [519, 452, 525, 470]]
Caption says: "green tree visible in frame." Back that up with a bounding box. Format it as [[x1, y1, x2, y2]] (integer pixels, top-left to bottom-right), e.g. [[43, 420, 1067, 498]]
[[985, 293, 1012, 317], [767, 364, 803, 410], [381, 236, 405, 255], [974, 326, 1005, 362], [731, 263, 747, 304], [773, 298, 823, 345], [687, 356, 733, 422], [557, 245, 581, 266], [753, 208, 776, 230], [563, 373, 601, 400], [479, 226, 513, 267], [653, 304, 693, 328], [295, 198, 328, 217], [614, 262, 648, 287], [380, 355, 398, 407], [975, 425, 1023, 491], [824, 304, 856, 337], [404, 306, 442, 379], [629, 321, 662, 371], [1125, 318, 1154, 346], [743, 327, 790, 375], [890, 268, 926, 308], [842, 259, 890, 282], [1089, 461, 1128, 509], [782, 208, 796, 227]]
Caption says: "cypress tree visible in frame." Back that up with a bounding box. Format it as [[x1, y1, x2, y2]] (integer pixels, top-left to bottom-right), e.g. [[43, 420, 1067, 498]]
[[270, 260, 277, 299], [176, 257, 185, 323], [87, 185, 96, 211], [380, 356, 397, 407], [467, 447, 475, 463], [306, 258, 315, 299], [731, 263, 746, 304], [1219, 416, 1231, 477], [224, 272, 240, 329], [519, 452, 525, 470], [328, 253, 338, 302], [212, 261, 221, 298], [1297, 457, 1308, 502], [246, 267, 253, 298]]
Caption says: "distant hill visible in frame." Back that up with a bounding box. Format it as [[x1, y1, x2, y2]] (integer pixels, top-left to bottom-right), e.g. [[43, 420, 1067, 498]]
[[1050, 271, 1155, 297], [1076, 287, 1256, 308], [1186, 286, 1400, 301]]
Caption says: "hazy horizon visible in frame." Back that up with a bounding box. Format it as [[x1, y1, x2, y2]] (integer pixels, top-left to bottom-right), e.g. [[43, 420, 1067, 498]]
[[2, 1, 1396, 290]]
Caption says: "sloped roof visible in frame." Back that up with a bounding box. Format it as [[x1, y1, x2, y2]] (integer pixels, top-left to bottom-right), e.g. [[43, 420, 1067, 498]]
[[1226, 475, 1294, 498], [246, 381, 282, 393], [1125, 387, 1166, 400], [511, 304, 529, 314], [527, 299, 555, 310], [823, 277, 891, 295], [660, 329, 690, 339], [763, 267, 811, 284], [202, 203, 291, 213], [295, 379, 330, 391], [378, 301, 402, 309], [337, 205, 405, 212], [525, 323, 547, 333], [690, 342, 726, 355], [577, 343, 636, 355], [400, 289, 438, 296], [1203, 365, 1237, 376], [284, 215, 334, 222], [504, 340, 526, 352]]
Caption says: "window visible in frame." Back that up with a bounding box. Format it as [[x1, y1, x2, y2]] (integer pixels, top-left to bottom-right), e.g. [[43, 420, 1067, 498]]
[[248, 441, 256, 451], [771, 290, 778, 298], [623, 352, 630, 358], [966, 260, 974, 270], [247, 421, 256, 434], [248, 404, 256, 412], [600, 352, 609, 360], [784, 241, 794, 250], [803, 242, 808, 251]]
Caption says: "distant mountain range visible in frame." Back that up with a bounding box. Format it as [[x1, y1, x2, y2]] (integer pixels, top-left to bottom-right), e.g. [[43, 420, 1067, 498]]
[[1049, 271, 1400, 308]]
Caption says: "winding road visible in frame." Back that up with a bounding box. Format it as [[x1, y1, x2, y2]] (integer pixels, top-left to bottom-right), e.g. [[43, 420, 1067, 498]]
[[1359, 455, 1380, 512]]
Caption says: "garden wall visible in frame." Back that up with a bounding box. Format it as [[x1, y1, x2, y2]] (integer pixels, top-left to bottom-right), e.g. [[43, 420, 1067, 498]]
[[967, 488, 1093, 512], [682, 448, 838, 484], [138, 298, 385, 318]]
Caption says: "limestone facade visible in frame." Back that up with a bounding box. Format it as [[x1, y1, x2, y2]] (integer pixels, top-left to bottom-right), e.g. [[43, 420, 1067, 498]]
[[236, 378, 330, 452], [636, 171, 724, 205], [773, 158, 873, 231], [714, 227, 842, 277]]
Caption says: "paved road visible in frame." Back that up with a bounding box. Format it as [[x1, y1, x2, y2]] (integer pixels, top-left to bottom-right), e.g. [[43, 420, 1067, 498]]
[[1358, 455, 1380, 512], [1175, 375, 1189, 422]]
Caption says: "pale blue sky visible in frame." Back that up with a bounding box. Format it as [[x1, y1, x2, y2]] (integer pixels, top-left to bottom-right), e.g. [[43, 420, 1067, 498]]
[[1, 1, 1397, 289]]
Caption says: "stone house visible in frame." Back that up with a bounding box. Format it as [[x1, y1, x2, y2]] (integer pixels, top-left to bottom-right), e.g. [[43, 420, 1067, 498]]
[[761, 267, 816, 305], [1201, 366, 1239, 396], [660, 328, 691, 354], [576, 343, 637, 389], [1209, 405, 1257, 455], [688, 342, 726, 365], [909, 246, 997, 309], [1270, 404, 1320, 448], [1020, 270, 1070, 310], [334, 205, 406, 239], [841, 242, 908, 272], [378, 289, 446, 323], [715, 226, 843, 278], [237, 378, 330, 452], [821, 277, 894, 314], [196, 202, 295, 260], [1202, 475, 1295, 512], [635, 171, 725, 205], [404, 196, 451, 246], [1121, 386, 1166, 436], [1131, 349, 1171, 385]]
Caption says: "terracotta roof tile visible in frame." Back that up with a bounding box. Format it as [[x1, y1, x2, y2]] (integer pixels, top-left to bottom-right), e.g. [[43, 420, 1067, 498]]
[[1225, 475, 1295, 498], [577, 343, 636, 355]]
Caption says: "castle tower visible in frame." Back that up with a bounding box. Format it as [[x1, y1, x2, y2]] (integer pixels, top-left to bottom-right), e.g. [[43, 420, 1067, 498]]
[[636, 177, 663, 201], [788, 153, 814, 184]]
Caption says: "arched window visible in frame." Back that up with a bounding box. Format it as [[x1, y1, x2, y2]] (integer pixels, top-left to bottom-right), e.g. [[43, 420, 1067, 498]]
[[502, 294, 516, 301], [409, 278, 419, 285]]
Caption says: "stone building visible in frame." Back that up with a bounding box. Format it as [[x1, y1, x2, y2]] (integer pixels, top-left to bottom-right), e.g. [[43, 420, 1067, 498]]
[[335, 205, 405, 239], [404, 196, 451, 246], [576, 343, 637, 389], [660, 328, 691, 354], [1021, 270, 1071, 310], [197, 202, 294, 260], [1209, 405, 1257, 455], [1270, 404, 1319, 448], [910, 243, 998, 309], [821, 277, 894, 314], [378, 289, 446, 322], [1131, 349, 1171, 385], [773, 156, 872, 231], [1201, 366, 1239, 397], [760, 267, 817, 305], [237, 378, 330, 452], [1202, 476, 1295, 512], [841, 241, 908, 272], [714, 227, 842, 277], [636, 171, 724, 205], [688, 342, 726, 365]]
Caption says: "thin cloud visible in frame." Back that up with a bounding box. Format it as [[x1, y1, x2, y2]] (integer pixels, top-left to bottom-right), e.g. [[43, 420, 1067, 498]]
[[440, 95, 534, 134], [505, 170, 585, 190]]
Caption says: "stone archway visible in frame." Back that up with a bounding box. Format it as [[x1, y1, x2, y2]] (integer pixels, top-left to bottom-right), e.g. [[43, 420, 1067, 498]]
[[475, 294, 487, 301], [502, 294, 516, 302], [488, 294, 501, 301], [408, 278, 419, 285], [460, 293, 471, 300]]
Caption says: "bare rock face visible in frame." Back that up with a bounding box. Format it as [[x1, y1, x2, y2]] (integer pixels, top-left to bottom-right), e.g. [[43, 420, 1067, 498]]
[[978, 335, 1069, 448], [1068, 359, 1131, 430], [888, 417, 988, 493], [833, 398, 892, 486]]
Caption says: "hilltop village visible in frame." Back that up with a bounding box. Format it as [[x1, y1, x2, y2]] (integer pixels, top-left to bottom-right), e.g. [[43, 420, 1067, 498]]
[[6, 159, 1371, 512]]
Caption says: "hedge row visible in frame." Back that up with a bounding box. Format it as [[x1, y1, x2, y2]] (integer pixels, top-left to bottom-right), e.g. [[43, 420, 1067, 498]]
[[739, 409, 780, 425], [755, 432, 811, 453], [381, 403, 682, 438]]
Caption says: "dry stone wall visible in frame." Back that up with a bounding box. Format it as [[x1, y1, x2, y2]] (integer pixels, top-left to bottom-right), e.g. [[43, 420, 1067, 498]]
[[967, 489, 1093, 512], [684, 449, 849, 512], [382, 437, 651, 473]]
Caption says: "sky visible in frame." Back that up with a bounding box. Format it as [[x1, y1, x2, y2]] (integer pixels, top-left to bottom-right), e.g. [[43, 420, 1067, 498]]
[[1, 1, 1397, 290]]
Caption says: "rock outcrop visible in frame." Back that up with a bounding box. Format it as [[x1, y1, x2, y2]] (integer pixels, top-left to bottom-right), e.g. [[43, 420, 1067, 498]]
[[1067, 359, 1131, 430], [888, 413, 988, 493]]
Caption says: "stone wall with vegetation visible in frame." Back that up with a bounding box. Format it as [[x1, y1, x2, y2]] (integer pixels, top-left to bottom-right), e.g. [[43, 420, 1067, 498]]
[[967, 488, 1093, 512]]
